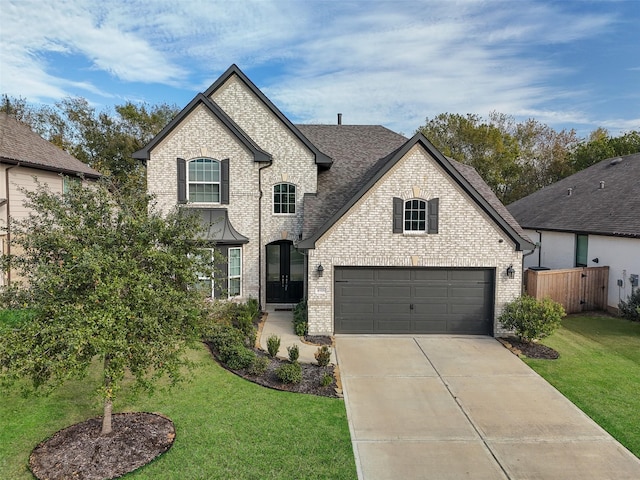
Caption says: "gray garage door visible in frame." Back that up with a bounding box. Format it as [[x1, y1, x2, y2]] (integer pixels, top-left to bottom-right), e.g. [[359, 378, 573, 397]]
[[334, 267, 494, 334]]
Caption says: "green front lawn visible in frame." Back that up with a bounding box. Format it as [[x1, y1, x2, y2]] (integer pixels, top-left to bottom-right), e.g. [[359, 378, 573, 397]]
[[0, 344, 357, 479], [525, 314, 640, 457]]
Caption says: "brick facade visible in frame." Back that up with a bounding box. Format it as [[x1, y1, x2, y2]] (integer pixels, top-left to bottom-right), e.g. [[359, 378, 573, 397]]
[[306, 145, 523, 335], [144, 66, 526, 336]]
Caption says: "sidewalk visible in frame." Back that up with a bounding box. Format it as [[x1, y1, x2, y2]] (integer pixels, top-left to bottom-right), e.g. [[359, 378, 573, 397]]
[[258, 306, 336, 365]]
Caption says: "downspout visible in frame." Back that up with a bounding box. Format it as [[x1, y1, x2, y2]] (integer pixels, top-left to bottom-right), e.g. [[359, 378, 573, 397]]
[[4, 164, 19, 285], [535, 230, 542, 267], [258, 160, 273, 310], [521, 238, 539, 295]]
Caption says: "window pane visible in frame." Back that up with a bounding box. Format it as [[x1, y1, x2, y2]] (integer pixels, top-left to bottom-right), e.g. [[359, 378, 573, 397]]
[[575, 234, 588, 267], [189, 184, 219, 203], [229, 278, 241, 297], [404, 199, 427, 231], [274, 183, 295, 214]]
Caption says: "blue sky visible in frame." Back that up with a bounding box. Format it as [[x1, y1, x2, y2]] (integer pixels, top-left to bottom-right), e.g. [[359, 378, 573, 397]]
[[1, 0, 638, 137]]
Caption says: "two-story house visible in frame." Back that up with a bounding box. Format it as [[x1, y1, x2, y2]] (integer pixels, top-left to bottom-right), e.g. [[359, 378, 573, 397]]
[[135, 65, 533, 336], [0, 113, 101, 286]]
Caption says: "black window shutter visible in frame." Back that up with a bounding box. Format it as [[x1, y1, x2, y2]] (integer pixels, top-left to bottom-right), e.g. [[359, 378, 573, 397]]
[[221, 158, 230, 204], [428, 198, 439, 234], [393, 197, 403, 233], [177, 158, 187, 203]]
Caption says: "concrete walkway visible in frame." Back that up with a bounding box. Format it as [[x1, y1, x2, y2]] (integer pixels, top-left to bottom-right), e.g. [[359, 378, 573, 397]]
[[336, 335, 640, 480], [258, 306, 336, 365]]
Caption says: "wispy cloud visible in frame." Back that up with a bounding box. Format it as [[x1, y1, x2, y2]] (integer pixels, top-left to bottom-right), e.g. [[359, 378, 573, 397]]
[[0, 0, 634, 135]]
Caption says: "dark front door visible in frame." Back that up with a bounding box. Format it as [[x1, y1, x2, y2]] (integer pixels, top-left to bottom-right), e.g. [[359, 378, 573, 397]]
[[266, 241, 304, 303]]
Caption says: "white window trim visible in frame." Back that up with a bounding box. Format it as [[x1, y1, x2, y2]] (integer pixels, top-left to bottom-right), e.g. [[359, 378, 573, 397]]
[[188, 158, 220, 204], [228, 247, 242, 298], [403, 198, 427, 234], [273, 182, 296, 216]]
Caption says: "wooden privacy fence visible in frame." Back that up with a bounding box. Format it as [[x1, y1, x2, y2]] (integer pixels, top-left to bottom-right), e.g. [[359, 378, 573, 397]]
[[525, 266, 609, 314]]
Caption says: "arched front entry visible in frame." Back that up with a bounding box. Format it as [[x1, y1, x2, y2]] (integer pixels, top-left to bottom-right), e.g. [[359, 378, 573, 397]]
[[266, 240, 304, 303]]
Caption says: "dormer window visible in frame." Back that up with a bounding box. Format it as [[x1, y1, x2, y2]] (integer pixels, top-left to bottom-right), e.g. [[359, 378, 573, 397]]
[[393, 197, 439, 234], [273, 183, 296, 214]]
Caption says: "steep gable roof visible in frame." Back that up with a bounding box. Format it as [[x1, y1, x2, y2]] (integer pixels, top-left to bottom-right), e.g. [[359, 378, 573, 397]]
[[298, 131, 533, 251], [133, 93, 271, 162], [507, 152, 640, 238], [0, 113, 101, 178], [297, 124, 408, 236], [204, 65, 332, 167]]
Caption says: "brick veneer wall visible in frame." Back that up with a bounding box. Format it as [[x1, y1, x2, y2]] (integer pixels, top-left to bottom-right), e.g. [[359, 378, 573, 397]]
[[148, 77, 318, 306], [306, 145, 523, 336]]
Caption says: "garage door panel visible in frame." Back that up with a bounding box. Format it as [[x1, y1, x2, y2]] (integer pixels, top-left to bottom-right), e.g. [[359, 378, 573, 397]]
[[377, 286, 411, 298], [378, 302, 411, 314], [339, 303, 375, 315], [413, 270, 449, 281], [339, 286, 375, 298], [334, 268, 494, 335], [377, 318, 412, 332], [413, 286, 448, 297], [376, 269, 412, 281]]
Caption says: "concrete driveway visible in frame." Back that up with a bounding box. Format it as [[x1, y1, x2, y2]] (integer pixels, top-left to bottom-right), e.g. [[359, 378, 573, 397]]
[[335, 336, 640, 480]]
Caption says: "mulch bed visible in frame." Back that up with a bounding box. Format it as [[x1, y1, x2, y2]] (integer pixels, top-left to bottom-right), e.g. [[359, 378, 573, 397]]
[[29, 412, 175, 480], [498, 336, 560, 359], [205, 343, 340, 398]]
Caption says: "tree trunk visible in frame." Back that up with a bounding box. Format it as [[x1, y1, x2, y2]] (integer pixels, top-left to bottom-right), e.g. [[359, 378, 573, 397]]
[[101, 355, 113, 435]]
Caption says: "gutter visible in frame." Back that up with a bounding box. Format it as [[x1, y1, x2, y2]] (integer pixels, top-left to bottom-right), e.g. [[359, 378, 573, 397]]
[[4, 163, 19, 285]]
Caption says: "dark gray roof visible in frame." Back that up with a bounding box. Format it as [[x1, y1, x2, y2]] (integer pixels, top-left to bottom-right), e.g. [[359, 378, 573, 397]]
[[0, 113, 101, 178], [296, 125, 408, 237], [192, 208, 249, 244], [297, 129, 533, 251], [507, 152, 640, 238]]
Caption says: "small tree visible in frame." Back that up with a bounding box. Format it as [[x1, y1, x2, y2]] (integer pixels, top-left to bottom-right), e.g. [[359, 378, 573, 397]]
[[498, 295, 565, 343], [0, 180, 215, 435]]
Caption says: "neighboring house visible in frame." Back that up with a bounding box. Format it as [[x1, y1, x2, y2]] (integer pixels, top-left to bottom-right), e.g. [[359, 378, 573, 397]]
[[507, 153, 640, 311], [136, 65, 533, 336], [0, 113, 101, 285]]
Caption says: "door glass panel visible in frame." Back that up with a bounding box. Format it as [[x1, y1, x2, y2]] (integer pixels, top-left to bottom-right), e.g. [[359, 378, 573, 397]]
[[266, 244, 281, 281], [290, 247, 304, 282]]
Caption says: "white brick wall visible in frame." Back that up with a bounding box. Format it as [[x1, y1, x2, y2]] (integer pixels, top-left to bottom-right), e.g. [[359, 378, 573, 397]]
[[148, 77, 318, 306], [306, 145, 523, 335]]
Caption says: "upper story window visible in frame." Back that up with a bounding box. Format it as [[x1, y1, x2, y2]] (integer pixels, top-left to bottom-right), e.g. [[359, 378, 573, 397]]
[[189, 158, 220, 203], [273, 183, 296, 214], [404, 199, 426, 232], [393, 197, 439, 234], [177, 157, 229, 204]]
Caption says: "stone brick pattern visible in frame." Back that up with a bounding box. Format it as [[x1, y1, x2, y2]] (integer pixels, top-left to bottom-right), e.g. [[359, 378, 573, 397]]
[[148, 76, 318, 305], [306, 145, 523, 335]]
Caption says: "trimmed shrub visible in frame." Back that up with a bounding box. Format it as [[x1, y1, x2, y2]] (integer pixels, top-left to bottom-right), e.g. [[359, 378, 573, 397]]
[[499, 295, 565, 342], [314, 345, 332, 367], [224, 344, 256, 370], [267, 334, 281, 358], [320, 372, 333, 387], [293, 299, 308, 336], [248, 355, 270, 376], [276, 361, 302, 384], [619, 289, 640, 321], [287, 344, 300, 362], [205, 323, 245, 353]]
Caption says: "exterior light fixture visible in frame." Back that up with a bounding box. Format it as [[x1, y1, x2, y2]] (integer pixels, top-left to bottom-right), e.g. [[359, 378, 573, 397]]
[[592, 258, 599, 263], [506, 264, 515, 279], [317, 264, 324, 277]]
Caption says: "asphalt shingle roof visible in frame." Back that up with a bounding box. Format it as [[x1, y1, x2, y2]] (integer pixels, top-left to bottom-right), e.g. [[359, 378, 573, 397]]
[[507, 152, 640, 238], [296, 124, 407, 237], [0, 113, 100, 178], [297, 124, 530, 247]]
